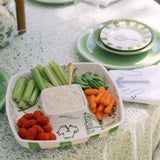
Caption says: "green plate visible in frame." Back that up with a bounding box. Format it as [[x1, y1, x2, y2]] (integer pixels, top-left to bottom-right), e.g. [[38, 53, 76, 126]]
[[100, 19, 153, 52], [0, 68, 9, 111], [33, 0, 73, 4], [93, 20, 157, 55], [76, 25, 160, 70]]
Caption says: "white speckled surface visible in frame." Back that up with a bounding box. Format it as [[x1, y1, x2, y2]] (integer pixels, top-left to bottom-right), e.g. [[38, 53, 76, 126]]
[[1, 0, 160, 159]]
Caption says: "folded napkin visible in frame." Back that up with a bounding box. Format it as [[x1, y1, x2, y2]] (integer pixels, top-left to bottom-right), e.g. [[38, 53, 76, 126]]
[[109, 65, 160, 105], [83, 0, 119, 7]]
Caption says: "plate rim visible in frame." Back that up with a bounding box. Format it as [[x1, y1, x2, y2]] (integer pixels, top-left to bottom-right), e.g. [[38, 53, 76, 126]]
[[99, 19, 153, 52]]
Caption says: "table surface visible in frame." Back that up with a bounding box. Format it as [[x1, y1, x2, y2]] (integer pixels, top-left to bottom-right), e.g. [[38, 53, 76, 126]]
[[1, 0, 160, 159]]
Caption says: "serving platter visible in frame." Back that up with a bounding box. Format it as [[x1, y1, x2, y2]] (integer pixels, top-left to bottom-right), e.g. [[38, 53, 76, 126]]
[[100, 19, 153, 52], [93, 20, 157, 56], [6, 63, 124, 149], [33, 0, 73, 4], [0, 68, 9, 111], [76, 25, 160, 70]]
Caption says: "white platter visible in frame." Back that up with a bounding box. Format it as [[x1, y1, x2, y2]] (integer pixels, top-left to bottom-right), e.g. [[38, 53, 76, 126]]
[[6, 62, 124, 149]]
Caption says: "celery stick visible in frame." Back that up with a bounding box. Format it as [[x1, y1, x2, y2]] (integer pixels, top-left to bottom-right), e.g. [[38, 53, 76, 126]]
[[50, 60, 68, 85], [23, 79, 36, 103], [12, 77, 27, 103], [43, 65, 60, 86], [37, 64, 50, 82], [44, 66, 63, 86], [17, 99, 28, 109], [29, 86, 40, 106], [49, 62, 66, 85], [43, 78, 54, 88], [31, 67, 46, 91]]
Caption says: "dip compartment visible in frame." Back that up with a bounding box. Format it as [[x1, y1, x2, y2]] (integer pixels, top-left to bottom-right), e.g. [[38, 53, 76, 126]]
[[41, 84, 88, 116]]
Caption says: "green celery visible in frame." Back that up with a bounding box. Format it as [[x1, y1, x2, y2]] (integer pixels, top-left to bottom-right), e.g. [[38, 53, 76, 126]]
[[31, 67, 47, 91], [29, 86, 40, 106], [50, 60, 68, 85], [43, 65, 60, 86], [36, 64, 50, 82], [17, 99, 28, 109], [12, 77, 27, 103], [23, 79, 36, 103], [49, 62, 66, 85], [43, 78, 54, 88]]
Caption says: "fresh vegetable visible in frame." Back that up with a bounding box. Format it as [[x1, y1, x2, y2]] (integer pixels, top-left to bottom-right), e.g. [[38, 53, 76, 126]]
[[17, 110, 57, 141], [31, 67, 47, 91], [17, 99, 28, 109], [43, 65, 60, 86], [49, 61, 68, 85], [12, 78, 40, 109], [84, 89, 99, 95], [29, 86, 40, 106], [104, 98, 116, 114], [26, 128, 37, 140], [18, 128, 27, 139], [30, 61, 68, 91], [33, 110, 43, 119], [72, 69, 107, 89], [85, 87, 116, 121], [50, 60, 68, 85], [23, 79, 36, 103], [12, 77, 27, 103]]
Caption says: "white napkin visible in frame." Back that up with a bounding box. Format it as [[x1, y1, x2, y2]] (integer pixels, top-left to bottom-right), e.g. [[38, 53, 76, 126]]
[[109, 65, 160, 105], [83, 0, 119, 7]]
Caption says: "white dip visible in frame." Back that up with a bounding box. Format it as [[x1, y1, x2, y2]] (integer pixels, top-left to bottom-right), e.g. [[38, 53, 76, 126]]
[[41, 84, 86, 114]]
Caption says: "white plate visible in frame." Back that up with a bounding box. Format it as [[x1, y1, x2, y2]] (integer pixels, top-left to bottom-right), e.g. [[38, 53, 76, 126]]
[[100, 19, 153, 51], [33, 0, 73, 4], [6, 63, 124, 149]]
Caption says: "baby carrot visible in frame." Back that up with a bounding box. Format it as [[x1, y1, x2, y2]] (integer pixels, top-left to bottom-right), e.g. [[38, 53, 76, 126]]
[[92, 107, 97, 114], [99, 90, 109, 104], [90, 95, 97, 109], [84, 89, 99, 95], [99, 86, 105, 91], [104, 98, 116, 114], [104, 93, 113, 106], [98, 103, 105, 112], [87, 95, 97, 109], [96, 110, 103, 121], [87, 96, 92, 109], [95, 91, 105, 104]]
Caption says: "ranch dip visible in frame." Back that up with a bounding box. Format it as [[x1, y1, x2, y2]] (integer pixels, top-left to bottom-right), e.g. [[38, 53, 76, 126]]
[[41, 84, 86, 114]]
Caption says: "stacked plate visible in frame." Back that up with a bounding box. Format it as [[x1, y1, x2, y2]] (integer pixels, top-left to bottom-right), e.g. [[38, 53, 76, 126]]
[[76, 19, 160, 70], [33, 0, 73, 4]]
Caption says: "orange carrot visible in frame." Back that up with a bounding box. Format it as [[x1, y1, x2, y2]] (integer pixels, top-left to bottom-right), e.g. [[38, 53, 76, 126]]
[[90, 95, 97, 108], [96, 110, 104, 121], [87, 96, 92, 109], [99, 90, 109, 104], [92, 107, 97, 113], [84, 89, 99, 95], [87, 95, 97, 110], [95, 91, 105, 104], [99, 86, 105, 91], [104, 93, 113, 106], [104, 98, 116, 114], [98, 103, 105, 112]]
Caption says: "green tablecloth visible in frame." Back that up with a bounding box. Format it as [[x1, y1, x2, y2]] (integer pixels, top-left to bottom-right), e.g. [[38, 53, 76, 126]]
[[1, 0, 160, 159]]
